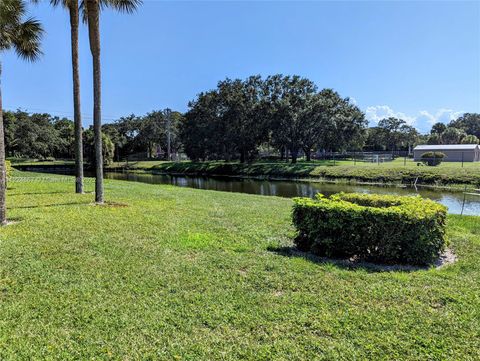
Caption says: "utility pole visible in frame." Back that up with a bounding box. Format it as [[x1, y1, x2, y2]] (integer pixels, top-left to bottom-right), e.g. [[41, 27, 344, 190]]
[[164, 108, 172, 161]]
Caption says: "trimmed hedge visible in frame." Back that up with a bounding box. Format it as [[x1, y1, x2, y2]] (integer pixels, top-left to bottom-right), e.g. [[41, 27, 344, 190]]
[[292, 193, 448, 265], [421, 152, 445, 166]]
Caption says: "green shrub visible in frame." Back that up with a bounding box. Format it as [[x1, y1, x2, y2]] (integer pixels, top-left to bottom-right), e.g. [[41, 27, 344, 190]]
[[292, 192, 447, 265], [421, 152, 445, 166]]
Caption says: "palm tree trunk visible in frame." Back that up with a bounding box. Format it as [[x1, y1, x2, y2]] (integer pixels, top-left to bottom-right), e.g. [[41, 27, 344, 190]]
[[0, 62, 7, 225], [69, 1, 83, 194], [86, 0, 104, 204]]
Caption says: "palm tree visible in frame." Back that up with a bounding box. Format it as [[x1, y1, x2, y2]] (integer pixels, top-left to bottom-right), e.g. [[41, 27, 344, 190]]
[[0, 0, 43, 224], [35, 0, 84, 193], [84, 0, 141, 204]]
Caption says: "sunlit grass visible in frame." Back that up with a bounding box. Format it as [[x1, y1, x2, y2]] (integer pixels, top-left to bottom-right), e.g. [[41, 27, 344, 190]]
[[0, 171, 478, 359]]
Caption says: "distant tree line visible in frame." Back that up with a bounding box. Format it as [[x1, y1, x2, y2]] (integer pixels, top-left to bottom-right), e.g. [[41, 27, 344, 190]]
[[182, 75, 368, 163], [427, 113, 480, 145], [4, 98, 479, 165], [364, 117, 420, 152], [3, 109, 183, 164], [103, 110, 183, 161], [363, 114, 480, 152]]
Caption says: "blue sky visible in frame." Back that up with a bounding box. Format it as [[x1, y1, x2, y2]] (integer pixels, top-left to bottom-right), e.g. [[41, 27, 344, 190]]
[[3, 0, 479, 133]]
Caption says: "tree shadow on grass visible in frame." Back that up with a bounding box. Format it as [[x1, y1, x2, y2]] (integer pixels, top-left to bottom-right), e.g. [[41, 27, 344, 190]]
[[9, 191, 75, 197], [9, 201, 92, 209], [267, 245, 433, 273]]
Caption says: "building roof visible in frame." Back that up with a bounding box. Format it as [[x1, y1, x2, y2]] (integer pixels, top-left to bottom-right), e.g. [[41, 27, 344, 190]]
[[414, 144, 480, 151]]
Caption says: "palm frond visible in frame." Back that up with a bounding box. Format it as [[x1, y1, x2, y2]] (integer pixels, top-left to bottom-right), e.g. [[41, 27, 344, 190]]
[[0, 0, 25, 25], [0, 0, 43, 61], [101, 0, 142, 13], [80, 0, 141, 24], [13, 17, 43, 61]]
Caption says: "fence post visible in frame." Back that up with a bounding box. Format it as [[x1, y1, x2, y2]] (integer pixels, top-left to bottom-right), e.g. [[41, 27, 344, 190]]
[[333, 153, 336, 166], [404, 155, 406, 166], [462, 152, 464, 168], [354, 151, 356, 165]]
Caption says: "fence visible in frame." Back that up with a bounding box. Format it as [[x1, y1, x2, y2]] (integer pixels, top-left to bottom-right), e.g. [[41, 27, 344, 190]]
[[257, 150, 479, 168]]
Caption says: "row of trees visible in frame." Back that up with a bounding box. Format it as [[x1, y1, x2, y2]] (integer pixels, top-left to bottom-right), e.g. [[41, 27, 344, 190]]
[[3, 110, 114, 163], [3, 109, 183, 164], [104, 110, 183, 161], [182, 75, 367, 163], [6, 106, 479, 164], [428, 114, 480, 145], [363, 114, 480, 152], [0, 0, 142, 224]]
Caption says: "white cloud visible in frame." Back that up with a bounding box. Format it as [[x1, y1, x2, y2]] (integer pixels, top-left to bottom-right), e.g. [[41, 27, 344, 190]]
[[365, 105, 464, 132], [365, 105, 416, 125], [417, 109, 463, 126]]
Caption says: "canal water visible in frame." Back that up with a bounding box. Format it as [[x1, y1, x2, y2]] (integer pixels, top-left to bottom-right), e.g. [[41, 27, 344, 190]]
[[102, 172, 480, 216]]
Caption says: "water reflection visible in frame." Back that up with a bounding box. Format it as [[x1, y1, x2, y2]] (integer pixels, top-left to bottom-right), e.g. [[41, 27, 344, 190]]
[[104, 172, 480, 216]]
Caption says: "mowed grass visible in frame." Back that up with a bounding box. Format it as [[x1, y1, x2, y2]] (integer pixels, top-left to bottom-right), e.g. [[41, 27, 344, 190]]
[[124, 159, 480, 187], [0, 172, 479, 360], [12, 158, 480, 186], [109, 157, 480, 170]]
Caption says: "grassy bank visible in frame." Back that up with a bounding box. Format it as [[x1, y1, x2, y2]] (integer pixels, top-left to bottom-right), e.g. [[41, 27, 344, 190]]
[[12, 158, 480, 187], [0, 172, 479, 359], [110, 159, 480, 187]]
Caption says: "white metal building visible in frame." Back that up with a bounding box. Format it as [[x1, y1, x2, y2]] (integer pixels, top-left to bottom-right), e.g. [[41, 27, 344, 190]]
[[413, 144, 480, 162]]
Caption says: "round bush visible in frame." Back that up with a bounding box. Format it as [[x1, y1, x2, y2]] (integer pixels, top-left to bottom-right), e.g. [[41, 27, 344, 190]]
[[292, 192, 448, 265], [421, 152, 445, 166]]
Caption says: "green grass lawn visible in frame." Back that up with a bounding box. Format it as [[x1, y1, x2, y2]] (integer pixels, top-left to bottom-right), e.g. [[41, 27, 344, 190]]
[[0, 172, 479, 359]]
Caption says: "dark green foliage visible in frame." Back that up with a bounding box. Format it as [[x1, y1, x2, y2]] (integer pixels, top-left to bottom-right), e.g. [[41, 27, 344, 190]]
[[441, 127, 466, 144], [427, 113, 480, 145], [292, 193, 448, 265], [3, 109, 183, 162], [449, 113, 480, 138], [421, 151, 445, 166], [83, 129, 114, 166], [430, 122, 447, 135], [182, 75, 366, 163], [182, 76, 270, 162], [4, 110, 73, 159], [371, 117, 419, 152], [102, 110, 184, 160]]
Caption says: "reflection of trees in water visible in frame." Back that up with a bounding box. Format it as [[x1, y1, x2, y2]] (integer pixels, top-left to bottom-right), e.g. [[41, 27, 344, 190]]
[[102, 172, 479, 215]]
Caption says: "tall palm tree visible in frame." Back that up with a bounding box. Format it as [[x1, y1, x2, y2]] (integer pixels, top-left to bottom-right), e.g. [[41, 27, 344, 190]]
[[35, 0, 84, 193], [69, 0, 83, 194], [84, 0, 141, 204], [0, 0, 43, 224]]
